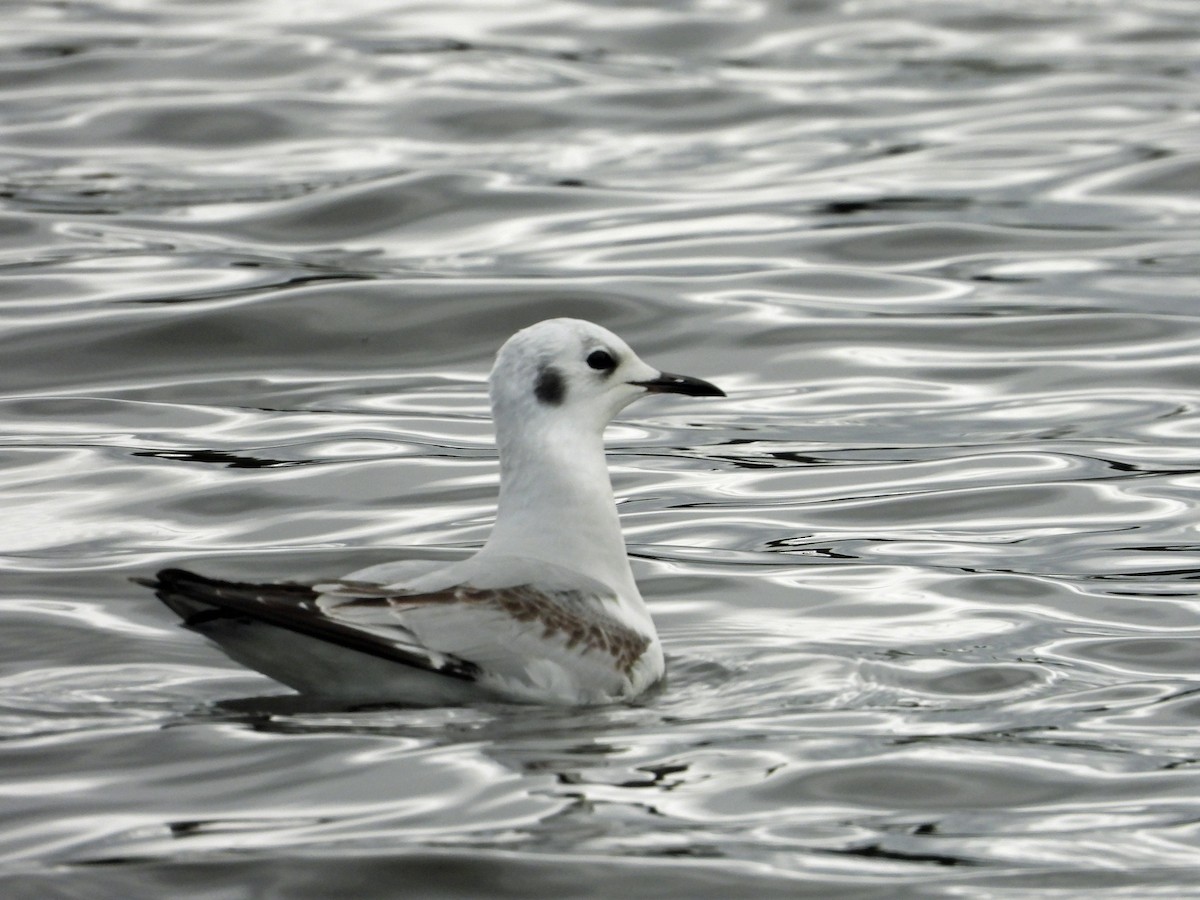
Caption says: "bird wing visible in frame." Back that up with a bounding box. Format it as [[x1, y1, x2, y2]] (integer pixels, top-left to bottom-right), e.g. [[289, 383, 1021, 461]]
[[146, 566, 652, 703], [317, 576, 653, 702]]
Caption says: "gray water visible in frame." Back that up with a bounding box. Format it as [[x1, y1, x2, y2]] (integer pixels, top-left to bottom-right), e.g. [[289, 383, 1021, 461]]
[[3, 0, 1200, 896]]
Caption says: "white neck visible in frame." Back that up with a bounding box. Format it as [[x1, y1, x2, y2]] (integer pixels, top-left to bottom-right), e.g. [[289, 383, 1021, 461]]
[[481, 415, 638, 598]]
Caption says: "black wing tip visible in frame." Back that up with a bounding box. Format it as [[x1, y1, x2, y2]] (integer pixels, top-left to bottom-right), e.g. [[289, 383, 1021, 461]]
[[155, 566, 196, 580], [134, 568, 318, 599], [131, 567, 208, 590]]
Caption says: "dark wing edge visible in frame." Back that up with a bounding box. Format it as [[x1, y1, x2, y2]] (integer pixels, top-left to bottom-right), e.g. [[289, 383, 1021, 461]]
[[135, 567, 481, 681]]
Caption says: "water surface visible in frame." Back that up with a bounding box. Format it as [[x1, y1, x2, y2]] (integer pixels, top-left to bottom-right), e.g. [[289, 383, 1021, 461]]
[[3, 0, 1200, 896]]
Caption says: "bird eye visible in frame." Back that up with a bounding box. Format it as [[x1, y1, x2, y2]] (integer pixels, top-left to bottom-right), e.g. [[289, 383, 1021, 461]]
[[586, 349, 616, 371]]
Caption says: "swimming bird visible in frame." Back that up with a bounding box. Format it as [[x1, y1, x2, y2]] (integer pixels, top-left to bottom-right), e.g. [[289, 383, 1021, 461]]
[[141, 318, 724, 706]]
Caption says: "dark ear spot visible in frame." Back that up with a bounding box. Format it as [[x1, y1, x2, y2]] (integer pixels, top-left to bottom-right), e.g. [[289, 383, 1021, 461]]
[[534, 365, 565, 405]]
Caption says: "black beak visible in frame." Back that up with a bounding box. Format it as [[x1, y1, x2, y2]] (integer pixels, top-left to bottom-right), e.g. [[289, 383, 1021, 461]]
[[631, 371, 726, 398]]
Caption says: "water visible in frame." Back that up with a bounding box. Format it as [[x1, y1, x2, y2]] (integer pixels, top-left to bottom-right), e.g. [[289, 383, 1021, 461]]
[[2, 0, 1200, 895]]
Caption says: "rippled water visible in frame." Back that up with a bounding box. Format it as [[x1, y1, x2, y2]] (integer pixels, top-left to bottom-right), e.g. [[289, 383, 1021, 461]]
[[3, 0, 1200, 895]]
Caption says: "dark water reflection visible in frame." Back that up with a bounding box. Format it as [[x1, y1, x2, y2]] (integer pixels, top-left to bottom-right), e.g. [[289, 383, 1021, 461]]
[[3, 0, 1200, 896]]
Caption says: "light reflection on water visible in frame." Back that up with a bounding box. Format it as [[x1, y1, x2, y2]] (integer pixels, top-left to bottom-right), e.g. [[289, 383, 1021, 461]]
[[2, 0, 1200, 895]]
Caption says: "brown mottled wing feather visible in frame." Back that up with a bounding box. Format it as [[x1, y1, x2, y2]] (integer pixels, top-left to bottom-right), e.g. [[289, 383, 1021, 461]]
[[326, 582, 651, 679]]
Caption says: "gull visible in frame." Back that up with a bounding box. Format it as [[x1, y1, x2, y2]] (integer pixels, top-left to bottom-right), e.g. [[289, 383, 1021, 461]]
[[140, 318, 724, 706]]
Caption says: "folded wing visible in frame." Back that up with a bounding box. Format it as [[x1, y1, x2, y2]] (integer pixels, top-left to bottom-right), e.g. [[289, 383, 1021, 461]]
[[144, 566, 653, 704]]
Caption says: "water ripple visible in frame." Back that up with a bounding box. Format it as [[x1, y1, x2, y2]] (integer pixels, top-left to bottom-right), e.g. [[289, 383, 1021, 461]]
[[3, 0, 1200, 895]]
